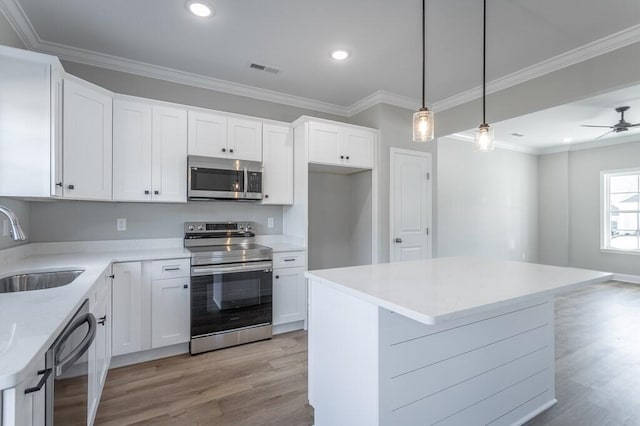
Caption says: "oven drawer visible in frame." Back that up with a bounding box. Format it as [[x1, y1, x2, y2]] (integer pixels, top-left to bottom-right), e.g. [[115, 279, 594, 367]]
[[152, 258, 190, 280], [273, 251, 305, 269]]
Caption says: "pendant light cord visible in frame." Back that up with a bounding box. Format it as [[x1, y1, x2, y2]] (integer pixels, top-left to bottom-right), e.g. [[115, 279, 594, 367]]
[[482, 0, 487, 125], [422, 0, 426, 109]]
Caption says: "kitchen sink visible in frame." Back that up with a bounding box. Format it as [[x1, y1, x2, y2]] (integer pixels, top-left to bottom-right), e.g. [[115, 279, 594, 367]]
[[0, 270, 84, 293]]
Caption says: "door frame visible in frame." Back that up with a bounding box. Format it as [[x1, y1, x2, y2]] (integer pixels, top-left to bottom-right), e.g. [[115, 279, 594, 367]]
[[389, 147, 433, 262]]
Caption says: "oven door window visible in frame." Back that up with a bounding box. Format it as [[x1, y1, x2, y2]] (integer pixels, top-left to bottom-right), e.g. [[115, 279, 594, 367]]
[[191, 268, 272, 337], [190, 168, 244, 193]]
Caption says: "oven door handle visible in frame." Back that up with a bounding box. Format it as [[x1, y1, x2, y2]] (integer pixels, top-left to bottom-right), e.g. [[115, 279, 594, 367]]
[[191, 261, 273, 276], [243, 167, 248, 198], [54, 312, 97, 376]]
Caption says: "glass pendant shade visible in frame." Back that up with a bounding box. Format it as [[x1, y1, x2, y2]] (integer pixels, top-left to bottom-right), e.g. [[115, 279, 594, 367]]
[[474, 124, 494, 152], [413, 108, 434, 142]]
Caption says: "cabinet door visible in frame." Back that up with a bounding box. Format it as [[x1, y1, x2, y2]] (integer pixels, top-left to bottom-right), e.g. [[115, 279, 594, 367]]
[[308, 121, 341, 165], [152, 106, 187, 202], [111, 262, 143, 356], [151, 278, 190, 348], [63, 78, 113, 200], [273, 267, 306, 326], [113, 99, 153, 201], [187, 110, 227, 158], [343, 128, 374, 169], [262, 124, 293, 205], [50, 68, 64, 197], [89, 271, 111, 426], [228, 117, 262, 161]]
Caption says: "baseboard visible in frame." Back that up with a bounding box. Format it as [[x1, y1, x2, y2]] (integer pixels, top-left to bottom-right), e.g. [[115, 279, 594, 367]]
[[273, 320, 304, 335], [511, 398, 557, 426], [110, 343, 189, 369], [613, 273, 640, 284]]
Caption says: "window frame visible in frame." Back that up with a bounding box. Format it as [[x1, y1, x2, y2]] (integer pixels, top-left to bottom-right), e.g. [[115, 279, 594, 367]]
[[601, 168, 640, 254]]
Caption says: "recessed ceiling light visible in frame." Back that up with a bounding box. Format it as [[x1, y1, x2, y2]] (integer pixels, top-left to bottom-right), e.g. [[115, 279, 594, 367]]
[[562, 137, 573, 143], [330, 49, 350, 61], [187, 1, 213, 17]]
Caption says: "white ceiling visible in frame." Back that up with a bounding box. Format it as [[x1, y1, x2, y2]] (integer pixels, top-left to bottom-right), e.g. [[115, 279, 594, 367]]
[[6, 0, 640, 110], [456, 83, 640, 152]]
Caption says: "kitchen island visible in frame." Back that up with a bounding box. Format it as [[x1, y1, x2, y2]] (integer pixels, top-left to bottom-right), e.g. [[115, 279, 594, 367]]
[[305, 257, 612, 426]]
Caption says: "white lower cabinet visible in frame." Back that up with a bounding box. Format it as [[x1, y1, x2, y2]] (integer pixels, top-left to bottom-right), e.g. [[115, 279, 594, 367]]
[[272, 250, 307, 332], [111, 259, 190, 357], [273, 267, 306, 326], [151, 277, 190, 348], [111, 262, 143, 356], [89, 268, 112, 426]]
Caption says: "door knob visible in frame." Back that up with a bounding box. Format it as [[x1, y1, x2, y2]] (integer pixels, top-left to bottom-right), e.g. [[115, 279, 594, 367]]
[[394, 238, 403, 243]]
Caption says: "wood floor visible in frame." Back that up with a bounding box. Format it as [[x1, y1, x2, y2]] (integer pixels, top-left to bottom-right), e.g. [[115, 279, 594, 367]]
[[95, 332, 312, 425], [92, 281, 640, 426]]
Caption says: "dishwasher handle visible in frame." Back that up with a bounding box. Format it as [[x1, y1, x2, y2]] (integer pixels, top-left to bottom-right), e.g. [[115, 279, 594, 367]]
[[54, 312, 97, 376]]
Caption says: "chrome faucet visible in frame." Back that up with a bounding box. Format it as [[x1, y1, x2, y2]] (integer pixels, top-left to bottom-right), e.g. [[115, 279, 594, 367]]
[[0, 205, 27, 241]]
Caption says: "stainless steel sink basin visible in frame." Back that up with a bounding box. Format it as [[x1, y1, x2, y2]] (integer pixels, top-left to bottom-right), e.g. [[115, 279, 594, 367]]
[[0, 270, 84, 293]]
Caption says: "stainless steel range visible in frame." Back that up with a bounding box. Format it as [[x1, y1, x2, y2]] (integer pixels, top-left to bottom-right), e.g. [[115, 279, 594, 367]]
[[185, 221, 273, 354]]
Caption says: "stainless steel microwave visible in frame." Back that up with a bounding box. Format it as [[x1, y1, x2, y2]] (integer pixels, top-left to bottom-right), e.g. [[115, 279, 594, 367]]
[[188, 156, 263, 200]]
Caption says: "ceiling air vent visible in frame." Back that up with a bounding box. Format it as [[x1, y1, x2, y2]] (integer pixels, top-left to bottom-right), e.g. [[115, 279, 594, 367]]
[[510, 133, 525, 137], [249, 63, 280, 74]]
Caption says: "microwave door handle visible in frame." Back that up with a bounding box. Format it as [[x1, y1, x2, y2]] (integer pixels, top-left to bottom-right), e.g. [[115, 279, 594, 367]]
[[243, 167, 248, 198], [54, 313, 97, 376]]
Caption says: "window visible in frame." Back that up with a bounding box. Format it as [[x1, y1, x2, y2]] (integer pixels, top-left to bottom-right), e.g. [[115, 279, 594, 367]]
[[602, 169, 640, 252]]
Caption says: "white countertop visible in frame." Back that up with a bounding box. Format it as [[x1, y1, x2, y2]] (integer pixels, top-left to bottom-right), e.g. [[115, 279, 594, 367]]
[[0, 235, 305, 389], [305, 256, 613, 326]]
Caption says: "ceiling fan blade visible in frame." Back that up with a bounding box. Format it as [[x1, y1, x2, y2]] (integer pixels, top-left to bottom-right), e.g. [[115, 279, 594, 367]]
[[595, 130, 614, 140], [629, 123, 640, 128], [580, 125, 613, 128]]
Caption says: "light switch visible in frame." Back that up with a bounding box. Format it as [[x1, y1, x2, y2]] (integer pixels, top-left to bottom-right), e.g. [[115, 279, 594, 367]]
[[116, 218, 127, 231]]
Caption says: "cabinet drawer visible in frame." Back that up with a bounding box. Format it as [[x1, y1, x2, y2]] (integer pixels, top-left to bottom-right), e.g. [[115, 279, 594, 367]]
[[273, 251, 305, 269], [151, 258, 190, 279]]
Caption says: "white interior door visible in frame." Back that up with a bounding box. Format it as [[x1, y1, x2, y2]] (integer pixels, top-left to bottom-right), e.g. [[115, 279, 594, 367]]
[[390, 148, 432, 262]]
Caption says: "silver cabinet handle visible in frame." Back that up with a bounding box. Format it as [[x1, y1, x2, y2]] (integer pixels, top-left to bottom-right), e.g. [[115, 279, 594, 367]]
[[394, 238, 403, 243], [283, 258, 296, 262], [163, 266, 180, 271]]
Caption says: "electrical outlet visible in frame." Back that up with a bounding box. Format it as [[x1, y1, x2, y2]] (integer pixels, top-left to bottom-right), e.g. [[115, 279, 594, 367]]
[[116, 218, 127, 232], [2, 219, 9, 237], [267, 217, 274, 228]]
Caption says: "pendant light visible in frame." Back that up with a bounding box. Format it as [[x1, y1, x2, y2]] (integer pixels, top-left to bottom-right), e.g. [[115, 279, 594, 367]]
[[474, 0, 494, 152], [412, 0, 434, 142]]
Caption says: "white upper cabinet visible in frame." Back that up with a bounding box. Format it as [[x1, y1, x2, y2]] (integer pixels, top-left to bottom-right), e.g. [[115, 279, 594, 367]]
[[113, 98, 187, 202], [0, 46, 63, 198], [262, 123, 293, 205], [227, 117, 262, 161], [343, 128, 375, 169], [113, 99, 153, 201], [308, 122, 341, 165], [151, 106, 187, 202], [63, 77, 113, 200], [188, 110, 227, 158], [308, 120, 374, 169], [188, 110, 262, 162]]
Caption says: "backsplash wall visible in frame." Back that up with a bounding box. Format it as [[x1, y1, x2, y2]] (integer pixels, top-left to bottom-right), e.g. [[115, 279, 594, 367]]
[[29, 200, 283, 243]]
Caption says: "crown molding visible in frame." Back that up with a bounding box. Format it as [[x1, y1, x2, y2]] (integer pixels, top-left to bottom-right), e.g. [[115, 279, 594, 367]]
[[35, 39, 351, 116], [347, 90, 419, 116], [538, 133, 640, 155], [432, 24, 640, 113], [0, 0, 38, 48], [2, 0, 639, 119], [445, 133, 539, 155]]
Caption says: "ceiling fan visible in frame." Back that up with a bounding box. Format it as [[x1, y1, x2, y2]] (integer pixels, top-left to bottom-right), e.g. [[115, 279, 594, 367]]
[[581, 106, 640, 139]]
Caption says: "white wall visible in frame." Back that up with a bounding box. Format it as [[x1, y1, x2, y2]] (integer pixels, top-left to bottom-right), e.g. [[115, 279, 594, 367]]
[[537, 152, 570, 266], [308, 170, 373, 270], [437, 137, 538, 262], [29, 200, 283, 242], [0, 14, 30, 250], [538, 139, 640, 276]]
